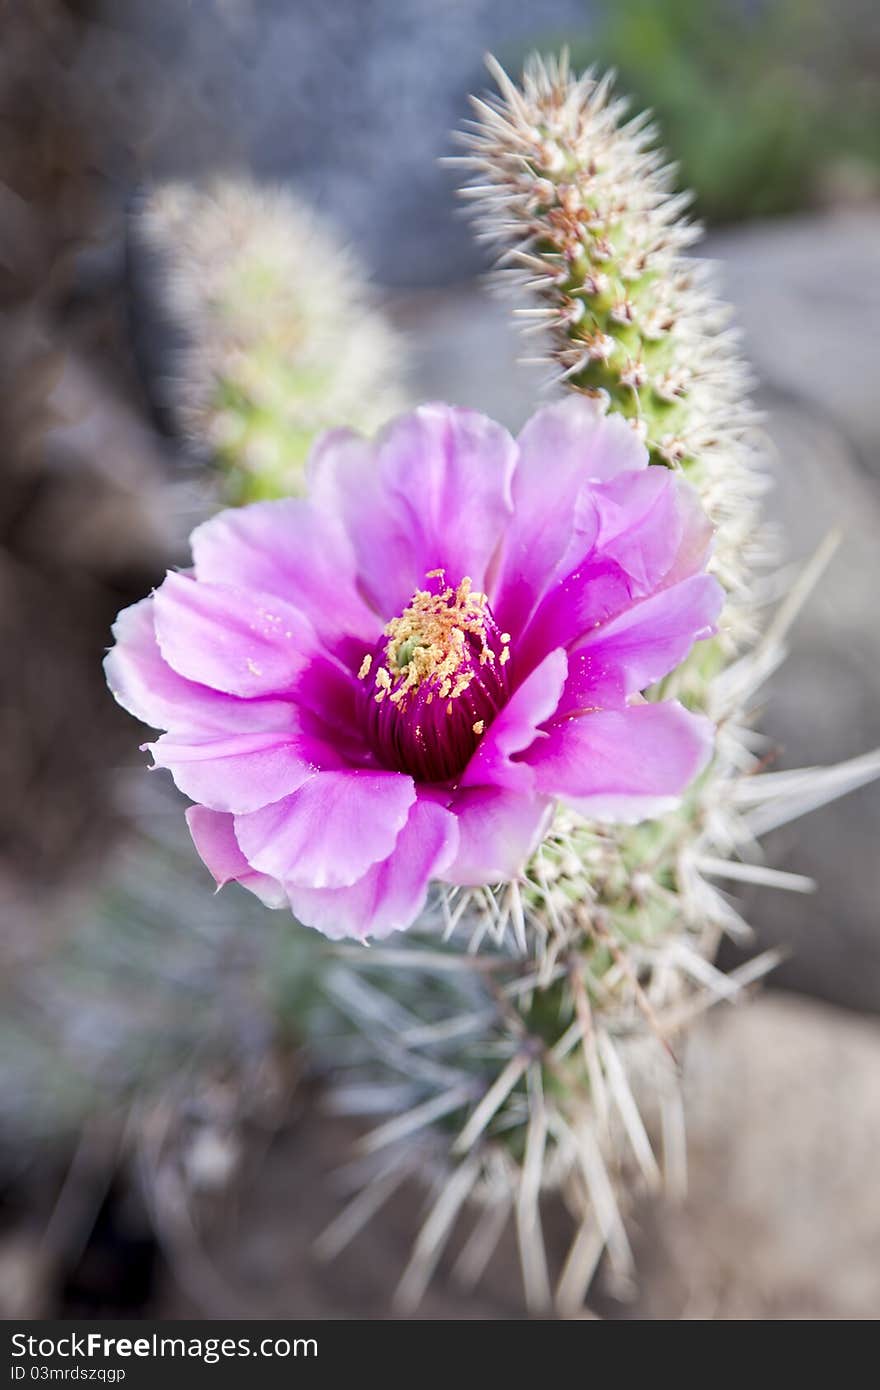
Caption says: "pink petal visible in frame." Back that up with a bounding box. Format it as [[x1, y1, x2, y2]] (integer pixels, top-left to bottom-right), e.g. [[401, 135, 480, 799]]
[[443, 786, 553, 885], [495, 396, 647, 634], [515, 555, 634, 674], [461, 648, 568, 793], [662, 476, 715, 585], [309, 405, 516, 618], [560, 574, 724, 709], [148, 724, 347, 814], [234, 768, 415, 889], [521, 395, 648, 483], [190, 497, 380, 656], [516, 473, 718, 671], [522, 701, 715, 822], [553, 646, 628, 714], [186, 805, 287, 909], [104, 597, 296, 733], [592, 468, 684, 595], [153, 571, 320, 698], [287, 798, 459, 941]]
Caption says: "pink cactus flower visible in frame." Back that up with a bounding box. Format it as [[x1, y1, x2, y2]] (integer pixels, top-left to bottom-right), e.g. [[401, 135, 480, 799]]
[[105, 398, 722, 940]]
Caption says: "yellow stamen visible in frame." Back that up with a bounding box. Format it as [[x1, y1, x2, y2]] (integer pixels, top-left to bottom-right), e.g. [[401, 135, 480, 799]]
[[374, 575, 495, 712]]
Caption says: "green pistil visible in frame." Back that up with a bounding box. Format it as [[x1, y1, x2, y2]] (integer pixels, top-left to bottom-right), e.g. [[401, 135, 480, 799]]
[[395, 636, 427, 671]]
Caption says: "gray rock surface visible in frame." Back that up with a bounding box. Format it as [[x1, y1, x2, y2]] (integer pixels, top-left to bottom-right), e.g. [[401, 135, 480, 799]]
[[82, 0, 590, 286], [711, 211, 880, 472], [622, 995, 880, 1319], [711, 212, 880, 1011]]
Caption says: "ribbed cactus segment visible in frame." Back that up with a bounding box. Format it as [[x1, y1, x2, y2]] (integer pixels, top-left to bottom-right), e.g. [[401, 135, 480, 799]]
[[457, 53, 770, 643], [138, 178, 406, 504]]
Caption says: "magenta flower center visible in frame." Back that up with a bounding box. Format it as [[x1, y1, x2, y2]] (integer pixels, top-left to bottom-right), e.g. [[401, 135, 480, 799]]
[[360, 571, 511, 783]]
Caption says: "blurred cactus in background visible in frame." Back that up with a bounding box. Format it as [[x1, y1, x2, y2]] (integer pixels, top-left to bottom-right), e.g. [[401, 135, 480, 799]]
[[137, 178, 406, 503]]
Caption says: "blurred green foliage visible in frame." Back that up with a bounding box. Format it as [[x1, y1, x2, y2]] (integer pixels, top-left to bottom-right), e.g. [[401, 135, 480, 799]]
[[569, 0, 880, 223]]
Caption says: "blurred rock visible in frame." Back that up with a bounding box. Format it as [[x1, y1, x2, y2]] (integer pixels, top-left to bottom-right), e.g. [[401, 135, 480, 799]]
[[0, 1232, 52, 1320], [389, 285, 553, 430], [711, 211, 880, 470], [621, 995, 880, 1319], [77, 0, 589, 287], [153, 1102, 521, 1321], [32, 351, 171, 577], [0, 318, 174, 906], [708, 212, 880, 1012], [725, 407, 880, 1011]]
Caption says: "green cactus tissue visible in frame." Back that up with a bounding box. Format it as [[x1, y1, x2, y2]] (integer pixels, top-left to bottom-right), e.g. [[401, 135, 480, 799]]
[[138, 176, 406, 503]]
